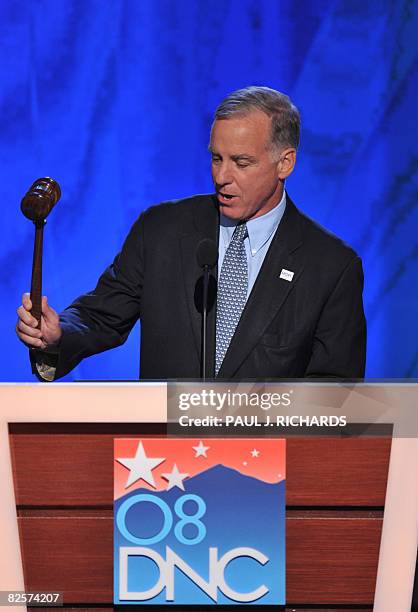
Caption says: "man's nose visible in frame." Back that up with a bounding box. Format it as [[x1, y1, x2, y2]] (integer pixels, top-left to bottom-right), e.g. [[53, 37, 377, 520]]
[[214, 161, 233, 186]]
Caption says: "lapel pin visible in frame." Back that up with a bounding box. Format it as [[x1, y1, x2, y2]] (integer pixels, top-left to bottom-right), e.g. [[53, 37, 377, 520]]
[[279, 268, 294, 282]]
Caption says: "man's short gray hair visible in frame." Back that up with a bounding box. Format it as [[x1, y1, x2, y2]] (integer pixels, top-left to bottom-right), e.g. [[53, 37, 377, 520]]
[[214, 86, 300, 152]]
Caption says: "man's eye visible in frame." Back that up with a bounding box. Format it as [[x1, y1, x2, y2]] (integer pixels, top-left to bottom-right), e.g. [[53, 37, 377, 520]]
[[211, 157, 221, 163], [236, 162, 249, 168]]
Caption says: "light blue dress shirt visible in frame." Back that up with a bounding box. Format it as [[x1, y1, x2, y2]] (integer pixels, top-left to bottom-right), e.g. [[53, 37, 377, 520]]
[[218, 190, 287, 298]]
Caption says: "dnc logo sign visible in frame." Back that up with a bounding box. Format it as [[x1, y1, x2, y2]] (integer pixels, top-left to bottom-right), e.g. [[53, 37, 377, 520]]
[[114, 439, 285, 605]]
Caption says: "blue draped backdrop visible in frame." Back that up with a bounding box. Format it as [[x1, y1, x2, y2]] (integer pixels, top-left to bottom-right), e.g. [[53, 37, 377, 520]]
[[1, 0, 417, 381]]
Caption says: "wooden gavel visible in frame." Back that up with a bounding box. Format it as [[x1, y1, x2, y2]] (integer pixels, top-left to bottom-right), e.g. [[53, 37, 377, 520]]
[[21, 178, 61, 329]]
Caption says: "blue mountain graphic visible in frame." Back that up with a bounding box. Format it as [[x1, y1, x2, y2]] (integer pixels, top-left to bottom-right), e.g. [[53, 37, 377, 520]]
[[114, 465, 285, 605]]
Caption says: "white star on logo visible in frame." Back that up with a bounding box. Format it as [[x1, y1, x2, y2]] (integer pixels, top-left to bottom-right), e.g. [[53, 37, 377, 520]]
[[116, 442, 165, 488], [193, 441, 210, 457], [251, 448, 260, 457], [161, 464, 189, 491]]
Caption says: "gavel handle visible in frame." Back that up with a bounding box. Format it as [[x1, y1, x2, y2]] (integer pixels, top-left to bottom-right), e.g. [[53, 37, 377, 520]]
[[30, 220, 45, 330]]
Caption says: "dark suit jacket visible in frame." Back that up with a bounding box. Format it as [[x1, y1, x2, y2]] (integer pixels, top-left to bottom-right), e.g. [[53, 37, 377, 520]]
[[32, 194, 366, 380]]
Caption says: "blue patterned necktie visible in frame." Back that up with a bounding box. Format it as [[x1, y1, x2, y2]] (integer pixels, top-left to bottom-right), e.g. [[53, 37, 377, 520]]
[[215, 222, 248, 375]]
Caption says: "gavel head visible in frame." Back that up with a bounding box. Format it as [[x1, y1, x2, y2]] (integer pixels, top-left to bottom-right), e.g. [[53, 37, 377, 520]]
[[21, 177, 61, 222]]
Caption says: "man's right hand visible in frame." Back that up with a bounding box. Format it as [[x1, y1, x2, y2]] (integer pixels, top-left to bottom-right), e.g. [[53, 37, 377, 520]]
[[16, 293, 62, 350]]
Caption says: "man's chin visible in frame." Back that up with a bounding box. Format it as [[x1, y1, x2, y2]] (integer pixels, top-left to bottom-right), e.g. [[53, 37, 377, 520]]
[[218, 203, 244, 221]]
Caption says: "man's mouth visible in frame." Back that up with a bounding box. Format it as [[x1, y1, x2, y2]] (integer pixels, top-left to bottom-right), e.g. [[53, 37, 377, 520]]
[[217, 191, 237, 203]]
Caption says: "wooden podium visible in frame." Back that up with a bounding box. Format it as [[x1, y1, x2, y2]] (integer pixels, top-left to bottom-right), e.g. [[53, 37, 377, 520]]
[[0, 383, 417, 611]]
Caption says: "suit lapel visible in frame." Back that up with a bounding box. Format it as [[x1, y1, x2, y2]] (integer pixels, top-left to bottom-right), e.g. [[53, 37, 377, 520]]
[[179, 196, 219, 376], [218, 198, 305, 378]]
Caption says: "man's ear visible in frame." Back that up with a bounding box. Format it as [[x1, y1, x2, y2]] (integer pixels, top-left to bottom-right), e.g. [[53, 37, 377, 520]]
[[276, 148, 297, 179]]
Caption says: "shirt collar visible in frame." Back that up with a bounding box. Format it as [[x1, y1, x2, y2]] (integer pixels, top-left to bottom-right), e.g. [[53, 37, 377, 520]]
[[220, 190, 286, 256]]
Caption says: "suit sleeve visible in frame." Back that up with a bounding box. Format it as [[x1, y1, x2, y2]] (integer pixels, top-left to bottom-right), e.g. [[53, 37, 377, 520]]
[[30, 213, 146, 381], [305, 255, 367, 379]]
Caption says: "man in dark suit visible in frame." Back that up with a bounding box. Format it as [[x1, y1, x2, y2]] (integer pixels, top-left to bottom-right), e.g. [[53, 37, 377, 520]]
[[16, 86, 366, 380]]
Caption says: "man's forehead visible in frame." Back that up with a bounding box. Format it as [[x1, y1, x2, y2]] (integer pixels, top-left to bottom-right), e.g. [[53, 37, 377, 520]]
[[210, 111, 271, 151]]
